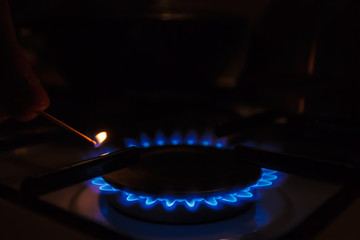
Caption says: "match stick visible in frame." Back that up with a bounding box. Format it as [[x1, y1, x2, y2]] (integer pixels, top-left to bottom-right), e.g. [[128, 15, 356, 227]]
[[40, 112, 97, 146]]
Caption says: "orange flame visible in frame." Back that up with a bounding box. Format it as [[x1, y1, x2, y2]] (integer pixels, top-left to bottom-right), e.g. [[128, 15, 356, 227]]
[[94, 131, 107, 148]]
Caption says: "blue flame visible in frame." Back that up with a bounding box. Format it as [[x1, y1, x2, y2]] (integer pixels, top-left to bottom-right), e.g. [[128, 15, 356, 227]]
[[185, 130, 198, 145], [124, 139, 139, 148], [125, 130, 226, 149], [170, 131, 182, 145], [140, 133, 152, 148], [200, 131, 213, 146], [91, 131, 281, 211], [91, 168, 278, 211], [155, 131, 166, 146]]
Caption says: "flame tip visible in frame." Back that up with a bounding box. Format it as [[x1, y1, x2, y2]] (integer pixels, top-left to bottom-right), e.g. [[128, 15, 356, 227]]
[[94, 131, 108, 147]]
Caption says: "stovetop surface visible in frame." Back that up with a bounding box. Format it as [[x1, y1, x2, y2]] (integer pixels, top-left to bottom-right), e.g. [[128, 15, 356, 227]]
[[0, 103, 359, 240], [0, 126, 358, 239]]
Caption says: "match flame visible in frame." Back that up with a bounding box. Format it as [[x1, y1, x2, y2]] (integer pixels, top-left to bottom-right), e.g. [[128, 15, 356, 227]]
[[95, 131, 107, 148]]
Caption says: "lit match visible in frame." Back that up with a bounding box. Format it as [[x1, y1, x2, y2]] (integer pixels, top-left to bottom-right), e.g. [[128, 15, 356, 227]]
[[40, 112, 107, 147], [95, 131, 107, 148]]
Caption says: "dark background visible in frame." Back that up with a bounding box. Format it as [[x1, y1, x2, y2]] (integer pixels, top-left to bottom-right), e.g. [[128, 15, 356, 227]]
[[1, 0, 360, 140]]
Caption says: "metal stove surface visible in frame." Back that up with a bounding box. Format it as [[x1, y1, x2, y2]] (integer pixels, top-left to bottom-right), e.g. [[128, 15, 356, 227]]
[[0, 135, 358, 239], [40, 174, 339, 240]]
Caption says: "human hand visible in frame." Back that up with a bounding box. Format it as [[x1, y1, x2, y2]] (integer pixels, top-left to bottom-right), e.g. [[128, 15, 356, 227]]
[[0, 0, 49, 123]]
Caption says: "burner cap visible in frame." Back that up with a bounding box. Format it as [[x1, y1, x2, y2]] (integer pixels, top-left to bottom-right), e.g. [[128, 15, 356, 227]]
[[103, 145, 262, 195]]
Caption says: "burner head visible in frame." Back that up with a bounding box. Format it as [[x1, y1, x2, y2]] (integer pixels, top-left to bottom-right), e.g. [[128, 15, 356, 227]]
[[103, 145, 262, 195], [91, 131, 281, 224], [100, 145, 262, 224]]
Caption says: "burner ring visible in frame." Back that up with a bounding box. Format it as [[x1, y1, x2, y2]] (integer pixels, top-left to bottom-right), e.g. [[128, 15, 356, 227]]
[[90, 130, 280, 223], [92, 168, 278, 212], [102, 145, 262, 195], [105, 193, 255, 224]]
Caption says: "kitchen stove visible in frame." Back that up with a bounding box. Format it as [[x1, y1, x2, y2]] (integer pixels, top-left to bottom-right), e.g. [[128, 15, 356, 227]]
[[0, 124, 356, 240], [39, 159, 338, 240], [1, 1, 360, 238], [87, 131, 281, 224]]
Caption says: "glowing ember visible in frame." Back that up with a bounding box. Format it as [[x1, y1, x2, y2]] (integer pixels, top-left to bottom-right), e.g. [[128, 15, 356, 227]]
[[95, 131, 107, 147]]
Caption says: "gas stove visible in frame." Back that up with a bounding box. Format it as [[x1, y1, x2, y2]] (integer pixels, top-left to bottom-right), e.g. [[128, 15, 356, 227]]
[[0, 126, 358, 240], [2, 0, 360, 239]]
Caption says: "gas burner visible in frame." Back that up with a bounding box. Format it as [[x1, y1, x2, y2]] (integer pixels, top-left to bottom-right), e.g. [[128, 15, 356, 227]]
[[90, 131, 280, 223]]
